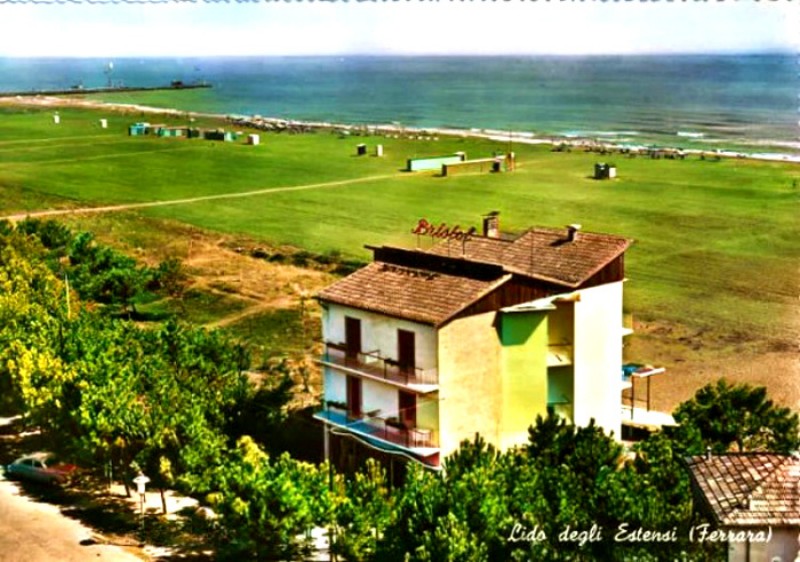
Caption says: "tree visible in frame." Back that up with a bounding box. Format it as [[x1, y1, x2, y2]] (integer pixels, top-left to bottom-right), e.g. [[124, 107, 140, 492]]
[[376, 436, 512, 562], [66, 231, 152, 314], [332, 459, 393, 562], [672, 379, 800, 454], [209, 437, 331, 561], [519, 414, 627, 561], [224, 358, 294, 452], [150, 257, 190, 312]]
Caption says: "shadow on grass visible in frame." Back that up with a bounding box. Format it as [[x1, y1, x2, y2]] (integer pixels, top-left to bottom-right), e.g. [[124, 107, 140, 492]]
[[9, 474, 218, 560], [143, 509, 218, 562]]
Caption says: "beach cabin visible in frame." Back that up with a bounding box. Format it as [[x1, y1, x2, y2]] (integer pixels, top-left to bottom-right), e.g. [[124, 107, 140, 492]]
[[594, 163, 617, 180], [248, 134, 260, 146], [157, 126, 187, 138], [442, 153, 515, 177], [406, 152, 466, 172], [204, 129, 226, 141], [128, 122, 150, 136]]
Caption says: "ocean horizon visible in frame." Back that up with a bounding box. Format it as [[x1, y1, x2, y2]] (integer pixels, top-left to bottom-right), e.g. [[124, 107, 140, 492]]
[[0, 54, 796, 153]]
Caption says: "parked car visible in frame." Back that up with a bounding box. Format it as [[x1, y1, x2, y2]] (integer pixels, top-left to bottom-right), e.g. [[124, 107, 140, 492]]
[[4, 452, 78, 486]]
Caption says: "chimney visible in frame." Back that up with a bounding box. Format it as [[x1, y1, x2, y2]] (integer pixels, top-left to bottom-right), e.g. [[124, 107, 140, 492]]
[[566, 224, 582, 242], [705, 446, 712, 461], [483, 211, 500, 239]]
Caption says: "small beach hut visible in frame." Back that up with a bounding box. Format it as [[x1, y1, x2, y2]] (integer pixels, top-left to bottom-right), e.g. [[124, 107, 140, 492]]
[[128, 122, 149, 136], [204, 129, 226, 141], [99, 119, 108, 129], [594, 163, 617, 180], [375, 144, 383, 157], [248, 134, 260, 146], [53, 113, 60, 125], [356, 143, 367, 156]]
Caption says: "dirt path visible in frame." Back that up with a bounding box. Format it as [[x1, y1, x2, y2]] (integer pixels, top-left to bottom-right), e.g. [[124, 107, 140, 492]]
[[0, 134, 112, 146], [1, 172, 404, 223]]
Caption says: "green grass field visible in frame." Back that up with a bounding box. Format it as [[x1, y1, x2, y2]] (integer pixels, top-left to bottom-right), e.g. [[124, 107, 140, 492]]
[[1, 103, 798, 345]]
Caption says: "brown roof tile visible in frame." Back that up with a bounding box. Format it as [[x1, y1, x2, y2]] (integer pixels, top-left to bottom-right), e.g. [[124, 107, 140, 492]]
[[427, 227, 631, 287], [317, 261, 511, 326], [318, 225, 630, 325], [686, 454, 800, 527]]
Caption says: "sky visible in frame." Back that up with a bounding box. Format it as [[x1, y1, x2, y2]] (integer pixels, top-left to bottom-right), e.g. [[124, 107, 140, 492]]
[[0, 1, 795, 57]]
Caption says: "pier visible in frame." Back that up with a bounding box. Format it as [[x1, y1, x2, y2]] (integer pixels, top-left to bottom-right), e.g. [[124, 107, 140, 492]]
[[0, 82, 211, 99]]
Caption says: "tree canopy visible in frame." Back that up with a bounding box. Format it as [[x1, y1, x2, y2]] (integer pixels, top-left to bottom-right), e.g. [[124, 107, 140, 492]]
[[672, 378, 800, 454]]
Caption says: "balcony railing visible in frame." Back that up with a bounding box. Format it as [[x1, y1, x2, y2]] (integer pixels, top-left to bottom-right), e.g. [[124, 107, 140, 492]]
[[320, 343, 439, 387], [318, 405, 438, 449]]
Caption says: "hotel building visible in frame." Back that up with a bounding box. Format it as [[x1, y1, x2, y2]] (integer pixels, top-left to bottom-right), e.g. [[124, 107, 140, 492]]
[[314, 214, 634, 473]]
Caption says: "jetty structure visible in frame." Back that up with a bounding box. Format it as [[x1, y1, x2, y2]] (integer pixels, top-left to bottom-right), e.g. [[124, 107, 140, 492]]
[[0, 81, 211, 99]]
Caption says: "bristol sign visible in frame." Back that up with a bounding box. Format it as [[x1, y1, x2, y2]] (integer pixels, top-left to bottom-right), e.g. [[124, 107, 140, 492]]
[[411, 218, 477, 242]]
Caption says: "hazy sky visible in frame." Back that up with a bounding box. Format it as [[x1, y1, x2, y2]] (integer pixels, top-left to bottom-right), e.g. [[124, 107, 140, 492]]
[[0, 1, 795, 57]]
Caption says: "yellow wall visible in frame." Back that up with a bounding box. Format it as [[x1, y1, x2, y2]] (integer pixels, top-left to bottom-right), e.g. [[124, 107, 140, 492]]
[[416, 394, 440, 445], [548, 300, 574, 346], [437, 308, 552, 458], [499, 310, 549, 449], [437, 311, 503, 459]]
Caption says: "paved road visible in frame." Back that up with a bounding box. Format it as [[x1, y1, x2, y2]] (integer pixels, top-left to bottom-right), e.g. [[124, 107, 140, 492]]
[[0, 478, 144, 562]]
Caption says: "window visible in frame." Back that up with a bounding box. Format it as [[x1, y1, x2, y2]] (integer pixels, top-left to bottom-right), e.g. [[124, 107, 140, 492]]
[[345, 316, 362, 360], [346, 376, 362, 418], [399, 390, 416, 428], [398, 329, 415, 373]]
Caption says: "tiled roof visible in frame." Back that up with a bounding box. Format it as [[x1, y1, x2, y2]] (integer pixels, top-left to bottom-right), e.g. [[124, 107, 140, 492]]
[[317, 261, 511, 326], [426, 227, 631, 288], [686, 454, 800, 527], [318, 225, 630, 325]]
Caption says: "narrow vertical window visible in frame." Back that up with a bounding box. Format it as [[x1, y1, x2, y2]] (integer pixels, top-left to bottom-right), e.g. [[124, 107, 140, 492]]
[[345, 316, 361, 361], [399, 390, 416, 428], [398, 329, 415, 374], [346, 376, 362, 418]]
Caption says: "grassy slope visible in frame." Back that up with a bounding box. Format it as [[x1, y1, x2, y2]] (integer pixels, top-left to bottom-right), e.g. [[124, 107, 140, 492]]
[[1, 104, 798, 344]]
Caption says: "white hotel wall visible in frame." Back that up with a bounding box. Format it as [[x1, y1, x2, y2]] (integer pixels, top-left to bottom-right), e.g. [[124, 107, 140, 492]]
[[325, 367, 347, 404], [571, 281, 624, 437], [322, 304, 438, 370], [323, 368, 404, 418]]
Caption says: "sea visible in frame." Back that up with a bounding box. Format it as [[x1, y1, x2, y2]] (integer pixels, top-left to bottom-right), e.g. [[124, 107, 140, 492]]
[[0, 54, 797, 154]]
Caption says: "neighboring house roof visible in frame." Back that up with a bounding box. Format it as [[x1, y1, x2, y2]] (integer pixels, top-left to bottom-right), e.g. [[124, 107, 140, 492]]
[[317, 260, 511, 326], [686, 453, 800, 527]]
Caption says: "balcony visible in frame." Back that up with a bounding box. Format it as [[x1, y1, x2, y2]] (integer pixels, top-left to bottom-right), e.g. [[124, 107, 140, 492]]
[[314, 405, 439, 460], [318, 343, 439, 392], [547, 342, 574, 367]]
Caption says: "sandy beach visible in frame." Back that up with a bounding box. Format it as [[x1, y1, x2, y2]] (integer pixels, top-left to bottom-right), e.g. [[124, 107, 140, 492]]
[[3, 94, 799, 165]]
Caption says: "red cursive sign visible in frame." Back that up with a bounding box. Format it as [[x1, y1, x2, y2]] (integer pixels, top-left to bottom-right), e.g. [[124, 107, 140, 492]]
[[412, 219, 477, 242]]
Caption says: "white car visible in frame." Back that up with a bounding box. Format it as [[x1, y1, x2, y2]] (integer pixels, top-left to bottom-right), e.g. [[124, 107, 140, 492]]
[[4, 452, 78, 486]]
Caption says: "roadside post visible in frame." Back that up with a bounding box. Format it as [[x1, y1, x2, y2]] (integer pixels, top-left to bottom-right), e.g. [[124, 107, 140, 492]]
[[133, 471, 150, 545]]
